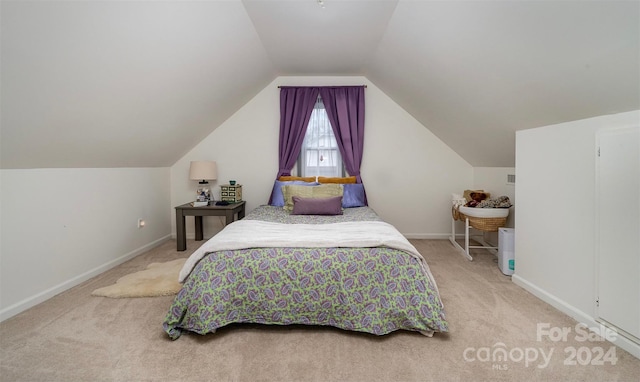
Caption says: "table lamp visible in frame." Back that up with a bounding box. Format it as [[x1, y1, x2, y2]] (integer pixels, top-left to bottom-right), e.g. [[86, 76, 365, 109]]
[[189, 161, 217, 203]]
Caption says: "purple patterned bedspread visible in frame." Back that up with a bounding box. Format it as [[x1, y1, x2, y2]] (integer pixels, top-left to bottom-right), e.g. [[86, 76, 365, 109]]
[[163, 206, 448, 339]]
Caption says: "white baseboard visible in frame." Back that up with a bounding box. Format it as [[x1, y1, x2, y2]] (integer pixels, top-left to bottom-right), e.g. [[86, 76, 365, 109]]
[[512, 274, 640, 359], [0, 234, 172, 322]]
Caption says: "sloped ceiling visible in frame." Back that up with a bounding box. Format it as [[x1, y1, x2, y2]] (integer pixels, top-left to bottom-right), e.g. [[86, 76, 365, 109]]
[[1, 1, 275, 168], [1, 0, 638, 169]]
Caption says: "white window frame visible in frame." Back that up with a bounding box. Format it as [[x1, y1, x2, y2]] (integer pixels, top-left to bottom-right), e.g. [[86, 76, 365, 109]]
[[297, 96, 345, 178]]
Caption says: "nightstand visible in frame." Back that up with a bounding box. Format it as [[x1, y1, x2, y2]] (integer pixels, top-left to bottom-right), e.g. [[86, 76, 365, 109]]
[[174, 201, 246, 251]]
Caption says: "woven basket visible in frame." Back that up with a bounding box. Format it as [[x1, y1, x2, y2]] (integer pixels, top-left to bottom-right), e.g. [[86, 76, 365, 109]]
[[452, 206, 506, 232]]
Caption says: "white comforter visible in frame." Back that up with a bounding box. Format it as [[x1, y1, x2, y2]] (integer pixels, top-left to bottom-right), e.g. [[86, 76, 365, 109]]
[[179, 220, 437, 288]]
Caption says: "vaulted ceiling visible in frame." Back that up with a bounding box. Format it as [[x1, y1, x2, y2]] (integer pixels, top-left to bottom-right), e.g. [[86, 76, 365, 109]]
[[2, 0, 638, 169]]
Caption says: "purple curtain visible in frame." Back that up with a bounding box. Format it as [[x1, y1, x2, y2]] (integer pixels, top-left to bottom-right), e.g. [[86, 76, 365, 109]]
[[318, 87, 365, 182], [319, 86, 367, 204], [268, 87, 319, 204]]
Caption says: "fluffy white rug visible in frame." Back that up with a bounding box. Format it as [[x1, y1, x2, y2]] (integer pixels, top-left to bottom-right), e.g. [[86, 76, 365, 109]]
[[91, 258, 186, 298]]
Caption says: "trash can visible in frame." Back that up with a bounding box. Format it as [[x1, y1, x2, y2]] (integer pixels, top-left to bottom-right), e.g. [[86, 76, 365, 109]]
[[498, 228, 515, 275]]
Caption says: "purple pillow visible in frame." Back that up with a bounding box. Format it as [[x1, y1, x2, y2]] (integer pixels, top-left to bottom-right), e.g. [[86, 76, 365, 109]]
[[269, 180, 317, 207], [291, 196, 343, 215], [342, 183, 366, 208]]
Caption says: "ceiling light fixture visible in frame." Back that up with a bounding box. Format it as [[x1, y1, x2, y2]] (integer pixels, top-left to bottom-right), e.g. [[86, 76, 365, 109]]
[[317, 0, 325, 8]]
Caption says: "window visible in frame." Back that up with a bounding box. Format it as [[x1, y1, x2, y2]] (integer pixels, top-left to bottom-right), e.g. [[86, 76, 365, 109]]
[[297, 96, 344, 178]]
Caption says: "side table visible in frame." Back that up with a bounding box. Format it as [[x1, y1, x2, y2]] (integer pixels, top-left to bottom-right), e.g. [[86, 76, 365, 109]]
[[174, 201, 246, 251]]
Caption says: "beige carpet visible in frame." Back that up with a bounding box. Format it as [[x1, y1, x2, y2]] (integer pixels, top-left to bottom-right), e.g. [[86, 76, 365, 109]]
[[91, 258, 186, 298], [1, 239, 639, 381]]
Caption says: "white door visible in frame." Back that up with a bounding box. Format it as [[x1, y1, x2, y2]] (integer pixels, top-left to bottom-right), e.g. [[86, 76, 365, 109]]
[[597, 126, 640, 341]]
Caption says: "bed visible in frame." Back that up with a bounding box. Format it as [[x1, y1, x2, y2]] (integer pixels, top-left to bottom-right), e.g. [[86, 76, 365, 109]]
[[163, 204, 448, 339]]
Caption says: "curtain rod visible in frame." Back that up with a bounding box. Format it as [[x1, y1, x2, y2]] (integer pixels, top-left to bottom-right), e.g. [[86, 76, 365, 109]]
[[277, 85, 367, 88]]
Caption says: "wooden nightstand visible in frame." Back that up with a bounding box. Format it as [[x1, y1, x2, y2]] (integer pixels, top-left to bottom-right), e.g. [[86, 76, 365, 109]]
[[174, 201, 246, 251]]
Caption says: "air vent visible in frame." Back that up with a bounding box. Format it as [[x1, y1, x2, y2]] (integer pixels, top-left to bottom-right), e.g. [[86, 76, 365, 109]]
[[507, 174, 516, 185]]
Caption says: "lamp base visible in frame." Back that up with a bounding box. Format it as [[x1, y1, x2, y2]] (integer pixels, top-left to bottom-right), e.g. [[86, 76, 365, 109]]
[[196, 182, 212, 203]]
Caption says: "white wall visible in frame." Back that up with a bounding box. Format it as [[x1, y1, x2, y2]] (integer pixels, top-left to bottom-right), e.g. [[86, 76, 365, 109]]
[[170, 76, 473, 241], [0, 168, 171, 320], [473, 167, 516, 207], [514, 110, 639, 357]]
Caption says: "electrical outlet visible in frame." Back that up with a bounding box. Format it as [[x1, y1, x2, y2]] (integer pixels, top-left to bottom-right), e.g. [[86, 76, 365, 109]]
[[137, 218, 146, 228]]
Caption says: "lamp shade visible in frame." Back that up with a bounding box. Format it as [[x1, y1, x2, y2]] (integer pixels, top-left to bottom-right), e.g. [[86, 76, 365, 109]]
[[189, 161, 217, 181]]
